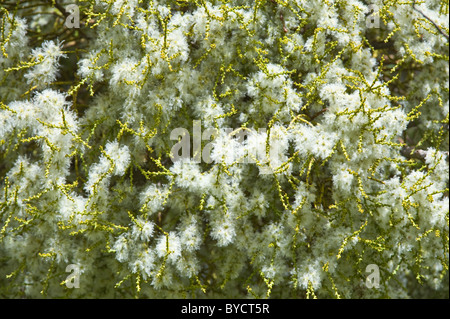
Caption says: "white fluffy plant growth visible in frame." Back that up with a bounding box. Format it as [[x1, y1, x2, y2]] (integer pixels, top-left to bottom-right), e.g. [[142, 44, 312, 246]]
[[0, 0, 448, 298]]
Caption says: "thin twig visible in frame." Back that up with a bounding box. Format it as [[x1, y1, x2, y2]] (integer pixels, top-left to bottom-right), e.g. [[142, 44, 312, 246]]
[[413, 0, 449, 41]]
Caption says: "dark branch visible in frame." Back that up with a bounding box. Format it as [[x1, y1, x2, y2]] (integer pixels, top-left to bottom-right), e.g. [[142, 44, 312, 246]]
[[413, 0, 449, 41]]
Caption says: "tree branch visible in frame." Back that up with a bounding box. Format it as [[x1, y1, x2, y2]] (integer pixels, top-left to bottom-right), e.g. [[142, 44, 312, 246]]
[[413, 0, 449, 41]]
